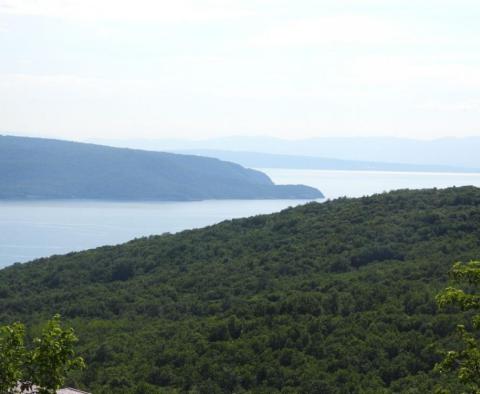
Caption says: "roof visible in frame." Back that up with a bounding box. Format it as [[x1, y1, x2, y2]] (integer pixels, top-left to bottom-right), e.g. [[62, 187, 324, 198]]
[[14, 383, 90, 394]]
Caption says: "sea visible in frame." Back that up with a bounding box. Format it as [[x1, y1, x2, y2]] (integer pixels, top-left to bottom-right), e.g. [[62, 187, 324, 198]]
[[1, 169, 480, 268]]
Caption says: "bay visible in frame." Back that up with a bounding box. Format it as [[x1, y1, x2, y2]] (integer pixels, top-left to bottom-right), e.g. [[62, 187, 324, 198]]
[[2, 169, 480, 268], [262, 169, 480, 200], [0, 199, 312, 268]]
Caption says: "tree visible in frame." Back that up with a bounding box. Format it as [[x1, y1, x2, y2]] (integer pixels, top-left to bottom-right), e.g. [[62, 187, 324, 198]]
[[0, 315, 85, 394], [436, 261, 480, 392], [0, 322, 26, 393]]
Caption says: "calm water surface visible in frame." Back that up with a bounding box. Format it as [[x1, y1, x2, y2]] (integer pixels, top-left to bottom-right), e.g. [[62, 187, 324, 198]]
[[262, 169, 480, 199], [0, 199, 313, 267], [2, 169, 480, 268]]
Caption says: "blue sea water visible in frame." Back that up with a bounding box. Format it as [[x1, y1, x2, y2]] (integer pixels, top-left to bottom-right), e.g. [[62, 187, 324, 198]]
[[1, 169, 480, 268]]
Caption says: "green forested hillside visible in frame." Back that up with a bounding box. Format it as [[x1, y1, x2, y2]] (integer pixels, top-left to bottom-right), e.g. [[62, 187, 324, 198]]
[[1, 187, 480, 393]]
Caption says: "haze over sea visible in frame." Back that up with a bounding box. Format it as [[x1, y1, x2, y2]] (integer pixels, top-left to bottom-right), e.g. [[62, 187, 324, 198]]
[[2, 169, 480, 268]]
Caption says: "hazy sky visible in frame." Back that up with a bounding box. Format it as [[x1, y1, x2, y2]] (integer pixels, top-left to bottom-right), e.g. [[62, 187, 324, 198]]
[[1, 0, 480, 141]]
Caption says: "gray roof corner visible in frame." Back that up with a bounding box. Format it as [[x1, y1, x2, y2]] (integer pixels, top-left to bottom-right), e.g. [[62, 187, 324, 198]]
[[13, 384, 91, 394]]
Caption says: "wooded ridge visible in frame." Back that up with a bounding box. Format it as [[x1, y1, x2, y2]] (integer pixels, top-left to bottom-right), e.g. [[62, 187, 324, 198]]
[[1, 187, 479, 392]]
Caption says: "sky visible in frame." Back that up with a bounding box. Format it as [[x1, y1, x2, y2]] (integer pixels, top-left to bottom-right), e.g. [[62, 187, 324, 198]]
[[1, 0, 480, 141]]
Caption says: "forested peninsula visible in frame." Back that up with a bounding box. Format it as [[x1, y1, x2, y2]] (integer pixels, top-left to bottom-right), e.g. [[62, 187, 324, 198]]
[[0, 135, 322, 201], [1, 187, 479, 392]]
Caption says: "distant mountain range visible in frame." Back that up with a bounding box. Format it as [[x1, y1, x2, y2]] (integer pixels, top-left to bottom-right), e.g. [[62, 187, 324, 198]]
[[90, 136, 480, 171], [170, 149, 478, 173], [0, 135, 322, 200]]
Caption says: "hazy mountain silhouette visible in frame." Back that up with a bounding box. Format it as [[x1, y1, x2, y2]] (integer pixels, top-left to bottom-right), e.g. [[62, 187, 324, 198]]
[[171, 149, 478, 173], [91, 136, 480, 170], [0, 135, 323, 200]]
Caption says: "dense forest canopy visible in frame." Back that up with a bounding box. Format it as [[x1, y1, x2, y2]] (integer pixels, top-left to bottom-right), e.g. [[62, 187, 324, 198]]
[[1, 187, 480, 393], [0, 135, 322, 201]]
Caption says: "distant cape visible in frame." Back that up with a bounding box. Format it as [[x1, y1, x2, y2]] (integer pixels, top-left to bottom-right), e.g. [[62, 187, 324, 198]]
[[0, 135, 323, 201]]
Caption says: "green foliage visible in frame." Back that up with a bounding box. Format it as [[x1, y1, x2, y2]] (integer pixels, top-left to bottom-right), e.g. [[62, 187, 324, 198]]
[[0, 316, 85, 394], [1, 187, 480, 392], [29, 314, 86, 394], [436, 261, 480, 393], [0, 322, 25, 393]]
